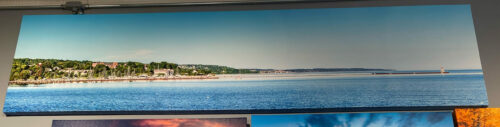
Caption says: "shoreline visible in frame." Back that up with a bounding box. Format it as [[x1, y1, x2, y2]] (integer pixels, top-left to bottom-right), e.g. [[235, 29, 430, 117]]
[[8, 70, 483, 85], [8, 76, 219, 85]]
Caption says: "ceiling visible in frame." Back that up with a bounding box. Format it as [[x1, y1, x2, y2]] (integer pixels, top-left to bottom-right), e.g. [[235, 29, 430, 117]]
[[0, 0, 314, 9]]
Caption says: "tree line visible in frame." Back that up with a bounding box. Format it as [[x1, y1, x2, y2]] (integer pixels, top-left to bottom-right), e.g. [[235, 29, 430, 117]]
[[9, 58, 258, 81]]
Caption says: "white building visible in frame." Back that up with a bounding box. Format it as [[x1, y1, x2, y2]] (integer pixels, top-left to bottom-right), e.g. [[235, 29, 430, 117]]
[[154, 69, 174, 77]]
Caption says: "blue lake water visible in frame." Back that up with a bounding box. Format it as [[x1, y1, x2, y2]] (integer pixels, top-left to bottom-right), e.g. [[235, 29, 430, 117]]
[[3, 70, 488, 113]]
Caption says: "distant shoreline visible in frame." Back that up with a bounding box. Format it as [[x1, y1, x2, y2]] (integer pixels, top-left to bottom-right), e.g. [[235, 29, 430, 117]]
[[8, 76, 219, 85], [8, 69, 483, 85]]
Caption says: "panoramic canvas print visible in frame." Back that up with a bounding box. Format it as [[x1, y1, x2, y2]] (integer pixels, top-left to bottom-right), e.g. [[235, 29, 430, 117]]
[[4, 4, 487, 115], [52, 118, 247, 127], [454, 108, 500, 127], [251, 112, 454, 127]]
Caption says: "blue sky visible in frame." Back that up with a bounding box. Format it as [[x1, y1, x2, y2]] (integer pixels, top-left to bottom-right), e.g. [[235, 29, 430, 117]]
[[15, 4, 480, 70], [251, 112, 454, 127]]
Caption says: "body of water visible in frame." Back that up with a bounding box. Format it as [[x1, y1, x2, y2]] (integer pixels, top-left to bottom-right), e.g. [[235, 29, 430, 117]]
[[3, 70, 488, 113]]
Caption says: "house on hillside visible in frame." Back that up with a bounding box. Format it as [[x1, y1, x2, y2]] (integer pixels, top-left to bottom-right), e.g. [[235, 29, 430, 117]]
[[92, 62, 118, 69]]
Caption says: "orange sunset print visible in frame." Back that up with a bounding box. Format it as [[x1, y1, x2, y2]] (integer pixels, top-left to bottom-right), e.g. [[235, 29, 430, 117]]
[[52, 118, 247, 127]]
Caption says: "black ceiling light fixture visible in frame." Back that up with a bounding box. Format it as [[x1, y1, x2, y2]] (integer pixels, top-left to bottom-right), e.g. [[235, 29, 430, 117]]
[[63, 1, 87, 14]]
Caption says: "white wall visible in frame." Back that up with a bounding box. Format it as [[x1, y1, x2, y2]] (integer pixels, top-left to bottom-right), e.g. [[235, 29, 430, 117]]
[[0, 0, 499, 126], [470, 0, 500, 108]]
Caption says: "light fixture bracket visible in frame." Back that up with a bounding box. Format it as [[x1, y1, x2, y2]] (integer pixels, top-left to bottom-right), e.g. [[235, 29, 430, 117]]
[[62, 1, 86, 14]]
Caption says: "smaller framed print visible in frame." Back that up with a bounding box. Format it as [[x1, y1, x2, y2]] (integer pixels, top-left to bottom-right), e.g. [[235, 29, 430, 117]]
[[454, 108, 500, 127], [52, 118, 247, 127], [252, 112, 454, 127]]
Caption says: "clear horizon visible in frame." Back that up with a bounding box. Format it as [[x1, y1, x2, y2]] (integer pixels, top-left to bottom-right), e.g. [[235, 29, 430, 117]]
[[12, 57, 484, 70], [14, 4, 481, 70]]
